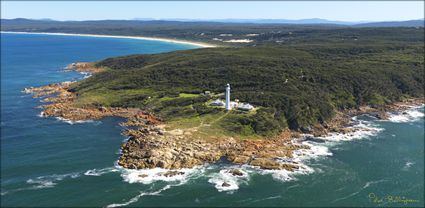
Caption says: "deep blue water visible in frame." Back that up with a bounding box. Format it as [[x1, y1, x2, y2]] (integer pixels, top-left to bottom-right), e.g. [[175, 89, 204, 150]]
[[1, 33, 424, 207]]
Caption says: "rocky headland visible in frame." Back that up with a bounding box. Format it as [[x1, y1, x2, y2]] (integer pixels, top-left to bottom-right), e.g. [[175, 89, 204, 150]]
[[24, 62, 424, 174], [118, 128, 305, 170]]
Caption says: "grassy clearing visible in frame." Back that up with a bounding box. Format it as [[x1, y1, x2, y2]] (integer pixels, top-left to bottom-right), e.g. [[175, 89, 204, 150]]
[[159, 93, 200, 102], [165, 109, 263, 140], [74, 88, 154, 107]]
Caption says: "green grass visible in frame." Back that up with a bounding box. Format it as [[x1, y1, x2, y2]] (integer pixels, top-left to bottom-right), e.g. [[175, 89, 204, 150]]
[[159, 93, 199, 102], [74, 88, 154, 107], [165, 110, 262, 139]]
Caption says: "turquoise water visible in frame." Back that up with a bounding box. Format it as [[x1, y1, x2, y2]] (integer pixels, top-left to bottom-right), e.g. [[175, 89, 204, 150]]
[[1, 33, 424, 207]]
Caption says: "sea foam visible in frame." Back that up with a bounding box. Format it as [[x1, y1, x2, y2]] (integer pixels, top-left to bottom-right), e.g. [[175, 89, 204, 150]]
[[317, 120, 383, 142], [104, 164, 204, 207], [258, 115, 385, 183], [386, 106, 424, 123], [84, 167, 118, 176], [26, 172, 81, 189], [117, 165, 204, 185], [55, 116, 96, 125], [79, 72, 92, 79], [257, 141, 330, 182], [207, 166, 250, 193], [106, 184, 173, 208]]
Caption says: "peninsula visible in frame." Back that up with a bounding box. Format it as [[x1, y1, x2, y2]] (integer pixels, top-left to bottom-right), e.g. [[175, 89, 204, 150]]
[[23, 24, 424, 174]]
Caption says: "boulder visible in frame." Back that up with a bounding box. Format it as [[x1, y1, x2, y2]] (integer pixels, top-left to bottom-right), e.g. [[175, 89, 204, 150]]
[[138, 174, 148, 178], [300, 126, 312, 133], [230, 155, 250, 164], [229, 169, 244, 176], [162, 171, 184, 177], [222, 182, 231, 187], [249, 158, 281, 170]]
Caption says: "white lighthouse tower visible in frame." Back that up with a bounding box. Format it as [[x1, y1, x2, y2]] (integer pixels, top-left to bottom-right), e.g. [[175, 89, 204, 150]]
[[225, 83, 231, 110]]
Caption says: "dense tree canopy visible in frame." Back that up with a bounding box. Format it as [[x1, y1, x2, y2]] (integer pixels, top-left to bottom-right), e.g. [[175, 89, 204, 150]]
[[70, 28, 424, 135]]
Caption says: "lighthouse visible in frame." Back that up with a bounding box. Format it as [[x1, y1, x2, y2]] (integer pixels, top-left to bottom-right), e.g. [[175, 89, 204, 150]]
[[225, 83, 231, 110]]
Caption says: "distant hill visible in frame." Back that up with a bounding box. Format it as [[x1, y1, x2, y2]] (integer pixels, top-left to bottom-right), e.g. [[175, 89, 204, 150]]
[[354, 19, 424, 27], [133, 18, 362, 25], [124, 18, 425, 27], [2, 18, 423, 28], [138, 18, 425, 27], [2, 18, 423, 47]]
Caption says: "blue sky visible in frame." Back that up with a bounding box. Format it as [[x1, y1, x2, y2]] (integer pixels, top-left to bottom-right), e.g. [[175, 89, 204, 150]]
[[1, 1, 423, 22]]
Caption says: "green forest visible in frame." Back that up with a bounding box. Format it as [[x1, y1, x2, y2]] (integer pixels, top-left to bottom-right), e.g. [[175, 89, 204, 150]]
[[2, 19, 423, 46], [68, 27, 424, 136]]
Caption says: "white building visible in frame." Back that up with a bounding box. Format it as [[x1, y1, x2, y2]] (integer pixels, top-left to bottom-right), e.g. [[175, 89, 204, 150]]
[[237, 103, 254, 111], [210, 99, 225, 106], [209, 84, 254, 111]]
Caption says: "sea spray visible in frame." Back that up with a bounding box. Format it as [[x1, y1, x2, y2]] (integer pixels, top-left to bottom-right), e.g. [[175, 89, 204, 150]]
[[84, 167, 119, 176], [1, 171, 82, 196], [54, 116, 98, 125], [255, 114, 389, 184], [115, 164, 205, 185], [106, 184, 173, 208], [386, 105, 425, 123], [317, 120, 384, 142], [26, 172, 81, 188], [207, 166, 251, 193], [257, 141, 330, 182]]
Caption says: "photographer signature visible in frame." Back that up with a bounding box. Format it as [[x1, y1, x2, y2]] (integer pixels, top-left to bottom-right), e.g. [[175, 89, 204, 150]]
[[368, 192, 419, 205]]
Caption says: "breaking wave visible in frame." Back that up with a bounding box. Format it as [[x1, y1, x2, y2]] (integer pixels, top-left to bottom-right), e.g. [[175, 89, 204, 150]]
[[3, 166, 118, 196], [257, 113, 387, 184], [26, 172, 81, 188], [317, 120, 384, 142], [55, 116, 99, 125], [117, 165, 204, 185], [402, 161, 415, 171], [106, 184, 173, 208], [104, 164, 204, 207], [205, 143, 330, 192], [79, 72, 92, 79], [386, 105, 424, 123], [363, 179, 388, 189], [207, 166, 251, 193], [84, 167, 118, 176], [1, 172, 81, 196], [258, 141, 330, 182], [207, 113, 387, 192]]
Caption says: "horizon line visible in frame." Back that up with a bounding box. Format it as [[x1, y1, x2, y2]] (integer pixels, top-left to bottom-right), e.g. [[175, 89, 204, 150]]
[[3, 17, 424, 23]]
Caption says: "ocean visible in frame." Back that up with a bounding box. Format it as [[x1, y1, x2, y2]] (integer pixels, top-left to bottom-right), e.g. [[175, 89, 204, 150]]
[[1, 32, 424, 207]]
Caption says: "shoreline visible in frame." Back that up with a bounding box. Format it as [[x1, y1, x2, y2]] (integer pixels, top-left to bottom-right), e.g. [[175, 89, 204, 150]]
[[24, 65, 425, 170], [0, 31, 218, 48], [23, 63, 310, 171], [23, 61, 424, 189]]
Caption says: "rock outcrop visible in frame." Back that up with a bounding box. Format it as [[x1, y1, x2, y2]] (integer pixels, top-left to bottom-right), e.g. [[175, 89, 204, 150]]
[[24, 62, 424, 172], [65, 62, 105, 74], [25, 79, 309, 171], [118, 126, 308, 170]]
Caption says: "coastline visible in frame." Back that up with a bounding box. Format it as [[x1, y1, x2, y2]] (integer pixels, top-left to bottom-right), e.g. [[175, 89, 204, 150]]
[[3, 19, 425, 207], [22, 61, 425, 192], [24, 62, 425, 170], [23, 63, 311, 171], [0, 31, 218, 48]]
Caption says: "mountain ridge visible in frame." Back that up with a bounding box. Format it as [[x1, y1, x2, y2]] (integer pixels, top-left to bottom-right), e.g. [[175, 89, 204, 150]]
[[2, 18, 423, 27]]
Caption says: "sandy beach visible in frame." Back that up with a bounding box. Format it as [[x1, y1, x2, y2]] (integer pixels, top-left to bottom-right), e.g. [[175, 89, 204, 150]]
[[0, 31, 218, 48]]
